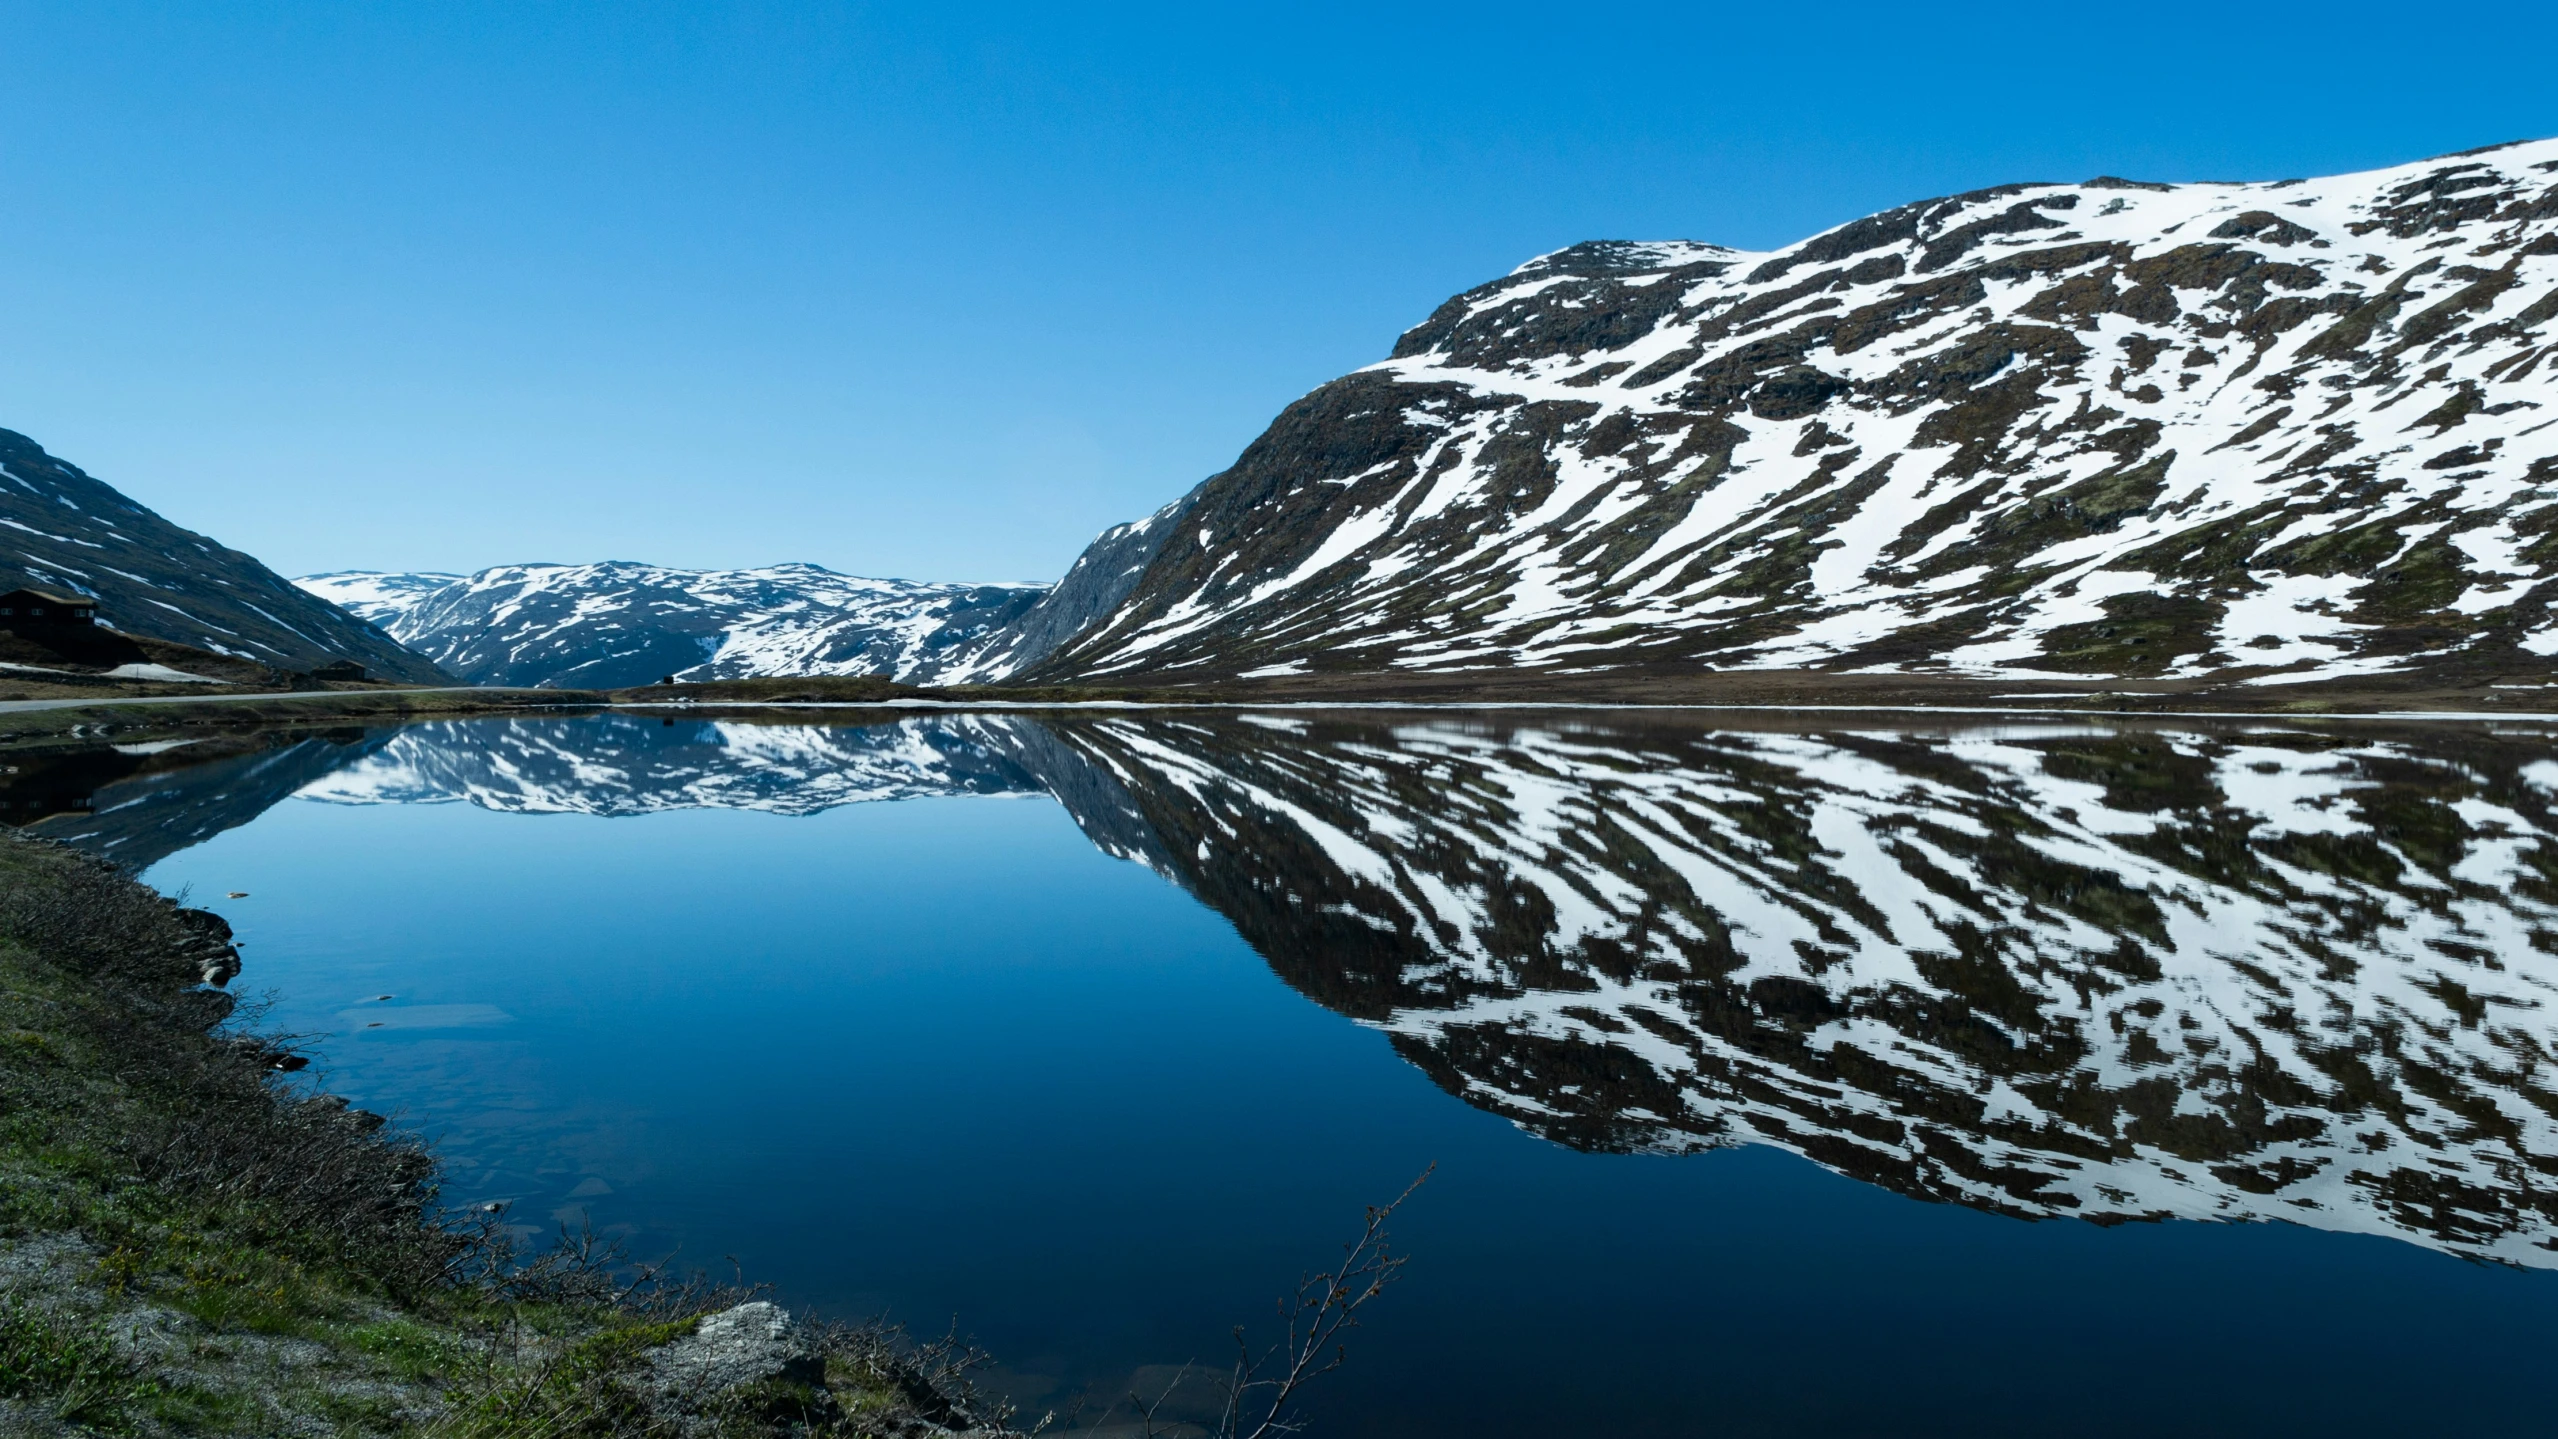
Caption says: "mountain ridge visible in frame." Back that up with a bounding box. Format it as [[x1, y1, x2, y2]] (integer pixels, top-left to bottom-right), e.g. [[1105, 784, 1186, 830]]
[[298, 562, 1048, 689], [920, 139, 2558, 691], [0, 429, 447, 682]]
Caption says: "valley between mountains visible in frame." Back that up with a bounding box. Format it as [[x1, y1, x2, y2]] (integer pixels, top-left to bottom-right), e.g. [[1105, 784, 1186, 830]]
[[8, 138, 2558, 705], [5, 134, 2558, 1439]]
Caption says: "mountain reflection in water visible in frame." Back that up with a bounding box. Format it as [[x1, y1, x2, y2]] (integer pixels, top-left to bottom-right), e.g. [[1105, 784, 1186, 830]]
[[40, 712, 2558, 1268]]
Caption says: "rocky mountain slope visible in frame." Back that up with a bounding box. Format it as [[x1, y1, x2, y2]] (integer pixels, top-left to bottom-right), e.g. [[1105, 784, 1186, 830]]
[[911, 496, 1197, 683], [298, 563, 1046, 689], [977, 140, 2558, 689], [0, 429, 446, 682]]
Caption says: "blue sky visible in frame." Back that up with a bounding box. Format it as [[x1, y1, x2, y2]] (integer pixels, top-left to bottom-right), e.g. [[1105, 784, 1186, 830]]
[[1, 2, 2551, 582]]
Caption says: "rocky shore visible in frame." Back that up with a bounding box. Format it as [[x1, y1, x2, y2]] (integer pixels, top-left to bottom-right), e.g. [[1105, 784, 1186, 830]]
[[0, 832, 1019, 1438]]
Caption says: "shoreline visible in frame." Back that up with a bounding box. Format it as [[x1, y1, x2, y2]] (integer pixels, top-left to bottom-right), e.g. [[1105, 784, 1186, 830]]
[[3, 673, 2556, 743], [4, 679, 2558, 736], [0, 671, 2550, 780], [0, 832, 1019, 1436]]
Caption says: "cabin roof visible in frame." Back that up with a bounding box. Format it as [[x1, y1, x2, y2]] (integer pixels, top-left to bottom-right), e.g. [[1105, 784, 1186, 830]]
[[0, 588, 94, 608]]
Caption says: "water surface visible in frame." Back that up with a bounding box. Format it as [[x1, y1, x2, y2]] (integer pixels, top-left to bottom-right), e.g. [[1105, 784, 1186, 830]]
[[27, 710, 2558, 1437]]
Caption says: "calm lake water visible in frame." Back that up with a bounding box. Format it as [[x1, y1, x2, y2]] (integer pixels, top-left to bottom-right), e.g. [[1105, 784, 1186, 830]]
[[25, 710, 2558, 1436]]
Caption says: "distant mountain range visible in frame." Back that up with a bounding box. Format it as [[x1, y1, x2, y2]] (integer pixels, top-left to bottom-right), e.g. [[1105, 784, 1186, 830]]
[[958, 139, 2558, 689], [296, 563, 1046, 689], [0, 429, 444, 682]]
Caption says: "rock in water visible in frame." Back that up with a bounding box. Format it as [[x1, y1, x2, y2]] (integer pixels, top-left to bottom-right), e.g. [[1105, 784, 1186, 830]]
[[649, 1302, 827, 1402], [172, 906, 241, 987]]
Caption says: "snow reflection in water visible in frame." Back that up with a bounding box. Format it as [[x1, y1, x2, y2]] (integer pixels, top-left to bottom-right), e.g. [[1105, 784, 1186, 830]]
[[38, 711, 2558, 1269]]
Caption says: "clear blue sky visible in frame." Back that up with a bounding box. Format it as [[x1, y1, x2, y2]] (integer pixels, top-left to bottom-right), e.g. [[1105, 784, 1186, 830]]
[[1, 2, 2551, 582]]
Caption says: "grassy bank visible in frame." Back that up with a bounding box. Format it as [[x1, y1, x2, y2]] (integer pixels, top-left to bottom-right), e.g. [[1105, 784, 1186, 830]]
[[0, 833, 1014, 1437]]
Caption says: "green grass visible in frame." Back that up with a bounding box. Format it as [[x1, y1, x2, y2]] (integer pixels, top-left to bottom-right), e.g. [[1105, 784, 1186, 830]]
[[0, 1296, 157, 1430], [350, 1319, 475, 1383]]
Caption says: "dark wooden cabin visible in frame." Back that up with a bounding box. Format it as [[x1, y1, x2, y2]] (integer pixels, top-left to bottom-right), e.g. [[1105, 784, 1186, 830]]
[[0, 588, 97, 627], [0, 586, 153, 673]]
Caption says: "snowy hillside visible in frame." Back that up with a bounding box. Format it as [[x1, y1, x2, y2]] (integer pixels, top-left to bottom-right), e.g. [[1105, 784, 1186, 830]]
[[0, 429, 447, 681], [299, 571, 465, 628], [297, 562, 1047, 689], [1000, 140, 2558, 688]]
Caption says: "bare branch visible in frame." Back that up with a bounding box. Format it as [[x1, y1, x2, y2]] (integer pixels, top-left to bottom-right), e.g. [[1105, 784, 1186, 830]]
[[1212, 1164, 1433, 1439]]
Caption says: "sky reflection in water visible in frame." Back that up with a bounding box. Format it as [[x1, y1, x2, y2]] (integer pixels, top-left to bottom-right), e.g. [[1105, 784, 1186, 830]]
[[47, 712, 2558, 1437]]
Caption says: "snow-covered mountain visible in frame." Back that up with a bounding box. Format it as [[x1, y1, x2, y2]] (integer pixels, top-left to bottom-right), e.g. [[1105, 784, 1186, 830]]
[[297, 563, 1047, 689], [0, 429, 446, 681], [979, 140, 2558, 689]]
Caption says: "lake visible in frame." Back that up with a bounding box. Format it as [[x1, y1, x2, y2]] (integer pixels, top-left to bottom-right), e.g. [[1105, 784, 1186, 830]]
[[24, 709, 2558, 1437]]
